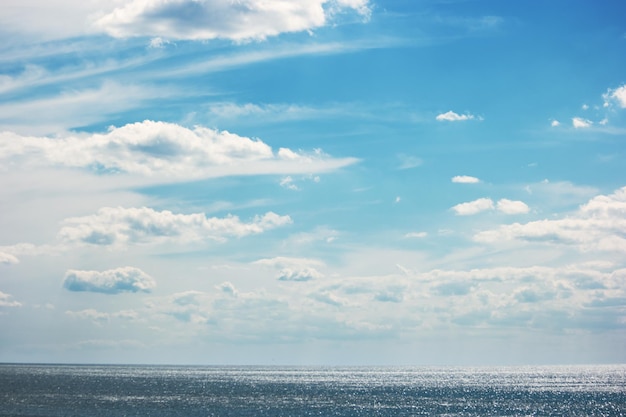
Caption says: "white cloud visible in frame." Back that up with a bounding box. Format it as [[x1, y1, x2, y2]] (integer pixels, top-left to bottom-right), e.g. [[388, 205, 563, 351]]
[[496, 199, 530, 215], [0, 291, 21, 308], [63, 267, 156, 294], [404, 232, 427, 238], [58, 206, 292, 247], [475, 186, 626, 252], [436, 111, 476, 122], [0, 252, 19, 265], [572, 117, 592, 129], [254, 256, 324, 281], [95, 0, 371, 41], [65, 308, 138, 323], [148, 37, 170, 49], [452, 175, 480, 184], [603, 84, 626, 108], [280, 176, 299, 191], [0, 82, 163, 135], [452, 198, 494, 215], [0, 121, 358, 181], [551, 120, 560, 127], [216, 281, 239, 297]]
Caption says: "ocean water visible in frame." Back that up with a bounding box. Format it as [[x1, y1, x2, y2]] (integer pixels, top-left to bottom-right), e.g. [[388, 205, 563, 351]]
[[0, 364, 624, 416]]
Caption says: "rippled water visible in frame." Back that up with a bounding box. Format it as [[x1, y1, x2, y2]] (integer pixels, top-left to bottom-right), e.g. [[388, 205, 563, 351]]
[[1, 364, 624, 416]]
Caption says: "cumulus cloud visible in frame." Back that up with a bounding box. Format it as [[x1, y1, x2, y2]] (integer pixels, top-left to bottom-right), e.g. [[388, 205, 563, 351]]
[[496, 199, 530, 215], [63, 267, 156, 294], [572, 117, 592, 129], [452, 175, 480, 184], [475, 186, 626, 252], [59, 206, 292, 247], [603, 84, 626, 108], [452, 198, 494, 215], [0, 252, 19, 265], [95, 0, 371, 41], [0, 291, 22, 308], [0, 120, 357, 181], [436, 111, 477, 122], [551, 120, 560, 127], [452, 198, 530, 216], [254, 256, 324, 281]]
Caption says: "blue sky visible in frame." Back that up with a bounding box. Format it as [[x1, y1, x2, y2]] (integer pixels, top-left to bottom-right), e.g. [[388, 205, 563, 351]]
[[1, 0, 625, 365]]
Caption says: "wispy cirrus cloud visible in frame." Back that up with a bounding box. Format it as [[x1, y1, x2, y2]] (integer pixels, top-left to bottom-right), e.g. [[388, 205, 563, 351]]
[[0, 82, 165, 135]]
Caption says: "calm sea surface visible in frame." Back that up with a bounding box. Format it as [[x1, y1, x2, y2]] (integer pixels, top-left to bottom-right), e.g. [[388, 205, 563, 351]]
[[0, 364, 624, 416]]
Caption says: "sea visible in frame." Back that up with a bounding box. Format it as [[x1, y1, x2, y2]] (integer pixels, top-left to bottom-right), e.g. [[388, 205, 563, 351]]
[[0, 364, 624, 416]]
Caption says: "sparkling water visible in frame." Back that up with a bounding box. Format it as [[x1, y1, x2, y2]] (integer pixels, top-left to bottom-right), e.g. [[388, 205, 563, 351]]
[[1, 364, 624, 416]]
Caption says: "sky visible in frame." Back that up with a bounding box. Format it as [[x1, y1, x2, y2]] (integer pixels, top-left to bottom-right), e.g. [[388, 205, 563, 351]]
[[1, 0, 625, 366]]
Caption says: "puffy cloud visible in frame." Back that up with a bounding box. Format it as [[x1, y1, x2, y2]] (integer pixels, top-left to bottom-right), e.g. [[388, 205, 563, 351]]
[[216, 281, 238, 297], [572, 117, 592, 129], [475, 186, 626, 252], [435, 111, 476, 122], [59, 206, 292, 247], [0, 291, 21, 308], [603, 84, 626, 108], [452, 198, 494, 215], [95, 0, 371, 41], [0, 252, 19, 265], [496, 199, 530, 215], [551, 119, 560, 127], [254, 256, 324, 281], [0, 120, 357, 181], [63, 267, 156, 294], [451, 175, 480, 184], [452, 198, 529, 215]]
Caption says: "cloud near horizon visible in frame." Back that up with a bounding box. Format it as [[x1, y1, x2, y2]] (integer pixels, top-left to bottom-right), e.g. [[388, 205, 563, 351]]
[[475, 186, 626, 252]]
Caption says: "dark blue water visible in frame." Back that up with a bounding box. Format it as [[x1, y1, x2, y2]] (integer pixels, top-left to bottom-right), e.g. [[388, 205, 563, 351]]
[[0, 364, 624, 416]]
